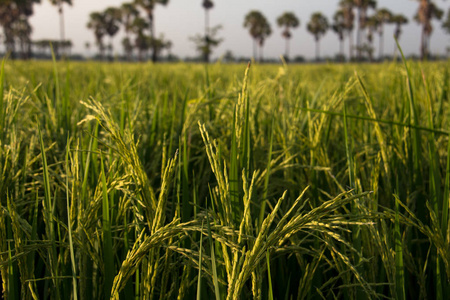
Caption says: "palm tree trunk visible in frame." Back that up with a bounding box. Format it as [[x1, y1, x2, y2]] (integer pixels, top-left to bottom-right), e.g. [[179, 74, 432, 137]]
[[356, 8, 362, 60], [58, 0, 65, 58], [340, 38, 344, 59], [421, 27, 426, 60], [259, 45, 264, 63], [253, 39, 257, 61], [148, 12, 157, 63], [420, 0, 430, 60], [204, 8, 210, 63], [379, 27, 384, 60], [348, 30, 354, 61], [316, 38, 320, 61], [285, 38, 289, 60]]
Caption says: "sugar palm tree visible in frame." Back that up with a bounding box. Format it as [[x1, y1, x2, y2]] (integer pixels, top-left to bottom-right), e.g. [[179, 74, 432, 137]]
[[49, 0, 72, 56], [13, 16, 32, 59], [332, 9, 346, 59], [244, 10, 271, 62], [307, 12, 329, 61], [104, 7, 122, 60], [202, 0, 214, 62], [277, 12, 299, 60], [130, 16, 149, 61], [375, 8, 393, 59], [391, 14, 408, 58], [120, 2, 139, 60], [415, 0, 444, 60], [353, 0, 377, 60], [365, 15, 378, 61], [0, 0, 38, 59], [339, 0, 355, 60], [392, 14, 408, 41], [134, 0, 170, 62], [87, 12, 107, 60]]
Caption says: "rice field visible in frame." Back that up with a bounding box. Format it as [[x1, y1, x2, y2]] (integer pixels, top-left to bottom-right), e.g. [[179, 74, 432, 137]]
[[0, 56, 449, 299]]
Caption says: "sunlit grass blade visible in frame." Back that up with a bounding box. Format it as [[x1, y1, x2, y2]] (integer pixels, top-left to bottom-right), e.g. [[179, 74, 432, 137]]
[[101, 154, 114, 299], [38, 125, 60, 299], [206, 206, 221, 300], [0, 57, 5, 138], [393, 195, 406, 300], [197, 221, 204, 300], [259, 116, 274, 228], [65, 138, 78, 300], [266, 251, 274, 300]]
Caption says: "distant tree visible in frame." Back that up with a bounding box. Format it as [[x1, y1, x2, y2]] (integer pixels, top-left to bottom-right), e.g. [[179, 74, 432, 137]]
[[190, 25, 222, 62], [307, 12, 329, 61], [87, 12, 107, 60], [374, 8, 393, 59], [0, 0, 38, 59], [277, 12, 300, 60], [353, 0, 377, 60], [120, 2, 139, 60], [152, 34, 171, 59], [13, 17, 32, 59], [130, 16, 149, 61], [134, 0, 170, 62], [365, 15, 378, 61], [223, 50, 235, 62], [122, 37, 133, 60], [443, 8, 450, 34], [85, 41, 91, 58], [339, 0, 355, 60], [332, 9, 346, 58], [415, 0, 444, 60], [104, 7, 122, 60], [202, 0, 214, 62], [392, 14, 408, 41], [243, 10, 272, 62], [49, 0, 72, 56]]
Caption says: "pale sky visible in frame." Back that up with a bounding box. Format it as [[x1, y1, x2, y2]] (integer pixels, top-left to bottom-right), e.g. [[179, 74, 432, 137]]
[[29, 0, 450, 59]]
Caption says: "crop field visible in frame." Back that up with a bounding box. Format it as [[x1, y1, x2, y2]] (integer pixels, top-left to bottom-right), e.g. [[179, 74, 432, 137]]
[[0, 57, 449, 299]]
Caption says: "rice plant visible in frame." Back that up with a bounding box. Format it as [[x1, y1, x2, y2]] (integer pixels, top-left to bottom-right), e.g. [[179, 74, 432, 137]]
[[0, 57, 449, 299]]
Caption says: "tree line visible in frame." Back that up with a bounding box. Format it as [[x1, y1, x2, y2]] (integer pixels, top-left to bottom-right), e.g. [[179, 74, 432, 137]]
[[0, 0, 450, 62]]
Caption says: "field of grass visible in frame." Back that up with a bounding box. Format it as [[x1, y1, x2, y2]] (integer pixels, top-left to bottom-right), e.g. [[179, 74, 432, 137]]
[[0, 57, 449, 299]]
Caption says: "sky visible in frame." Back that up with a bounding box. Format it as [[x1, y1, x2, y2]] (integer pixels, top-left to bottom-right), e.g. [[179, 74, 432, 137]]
[[29, 0, 450, 60]]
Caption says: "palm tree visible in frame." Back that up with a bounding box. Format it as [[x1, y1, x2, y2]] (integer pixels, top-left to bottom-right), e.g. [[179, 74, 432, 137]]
[[87, 12, 107, 60], [375, 8, 393, 59], [277, 12, 300, 60], [391, 14, 408, 58], [365, 15, 378, 61], [339, 0, 355, 60], [190, 25, 222, 62], [130, 16, 149, 61], [307, 12, 329, 61], [353, 0, 377, 60], [415, 0, 444, 60], [243, 10, 271, 62], [202, 0, 214, 62], [49, 0, 72, 56], [120, 2, 139, 60], [332, 9, 346, 59], [0, 0, 38, 59], [104, 7, 122, 60], [13, 16, 32, 59], [392, 14, 408, 41], [134, 0, 170, 62]]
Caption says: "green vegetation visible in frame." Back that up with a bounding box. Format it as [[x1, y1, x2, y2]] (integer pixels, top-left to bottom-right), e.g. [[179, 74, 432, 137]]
[[0, 58, 450, 299]]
